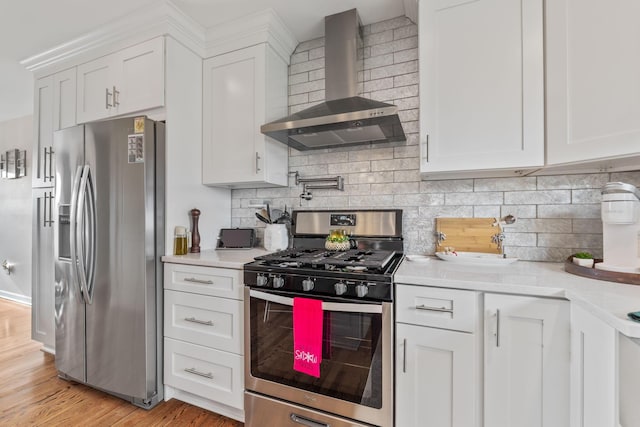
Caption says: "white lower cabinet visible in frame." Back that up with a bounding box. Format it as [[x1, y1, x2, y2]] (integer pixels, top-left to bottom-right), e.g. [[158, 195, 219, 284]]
[[484, 294, 570, 427], [570, 303, 618, 427], [395, 284, 479, 427], [163, 262, 244, 422], [396, 324, 477, 427]]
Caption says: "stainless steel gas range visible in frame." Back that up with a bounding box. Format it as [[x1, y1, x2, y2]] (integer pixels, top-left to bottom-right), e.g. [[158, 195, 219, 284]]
[[244, 209, 403, 427]]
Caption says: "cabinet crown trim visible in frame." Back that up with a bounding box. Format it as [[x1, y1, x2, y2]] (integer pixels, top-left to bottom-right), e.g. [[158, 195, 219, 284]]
[[21, 0, 205, 73], [204, 8, 297, 63]]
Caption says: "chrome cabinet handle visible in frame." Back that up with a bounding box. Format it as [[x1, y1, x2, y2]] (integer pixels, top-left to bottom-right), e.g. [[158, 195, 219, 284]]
[[184, 277, 214, 285], [43, 192, 49, 227], [416, 304, 453, 314], [290, 413, 329, 427], [45, 191, 54, 227], [43, 147, 50, 182], [184, 317, 214, 326], [255, 152, 261, 173], [184, 367, 213, 379], [495, 309, 501, 347], [48, 146, 54, 181], [402, 338, 407, 373], [105, 88, 113, 108], [113, 86, 119, 107]]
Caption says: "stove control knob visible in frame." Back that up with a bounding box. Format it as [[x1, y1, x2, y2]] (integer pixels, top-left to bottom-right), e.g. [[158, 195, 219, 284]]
[[273, 276, 285, 289], [256, 274, 268, 287], [302, 278, 315, 292], [355, 283, 369, 298], [334, 282, 347, 296]]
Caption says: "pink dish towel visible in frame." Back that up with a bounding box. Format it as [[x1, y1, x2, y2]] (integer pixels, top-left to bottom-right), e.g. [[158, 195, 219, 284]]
[[293, 297, 323, 378]]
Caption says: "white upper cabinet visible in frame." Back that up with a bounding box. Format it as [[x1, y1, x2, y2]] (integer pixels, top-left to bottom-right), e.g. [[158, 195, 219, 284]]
[[202, 43, 289, 188], [419, 0, 544, 179], [545, 0, 640, 169], [33, 68, 76, 188], [76, 37, 164, 123]]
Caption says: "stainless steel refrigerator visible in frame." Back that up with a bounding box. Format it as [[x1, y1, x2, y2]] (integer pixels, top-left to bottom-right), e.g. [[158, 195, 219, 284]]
[[53, 116, 165, 408]]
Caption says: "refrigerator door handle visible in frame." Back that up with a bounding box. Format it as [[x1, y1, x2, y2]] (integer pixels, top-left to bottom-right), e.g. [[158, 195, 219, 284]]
[[69, 165, 83, 302], [76, 165, 92, 305], [85, 166, 97, 303]]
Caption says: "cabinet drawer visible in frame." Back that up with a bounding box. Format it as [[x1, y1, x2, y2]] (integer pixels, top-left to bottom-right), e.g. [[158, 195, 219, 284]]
[[164, 338, 244, 410], [164, 289, 243, 354], [396, 285, 478, 332], [164, 263, 243, 300]]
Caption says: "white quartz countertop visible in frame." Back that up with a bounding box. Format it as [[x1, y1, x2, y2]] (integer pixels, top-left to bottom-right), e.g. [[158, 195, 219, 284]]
[[162, 248, 269, 269], [396, 257, 640, 337]]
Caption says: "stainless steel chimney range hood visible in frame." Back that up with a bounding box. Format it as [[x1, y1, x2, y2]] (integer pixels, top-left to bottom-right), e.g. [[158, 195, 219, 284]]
[[261, 9, 406, 151]]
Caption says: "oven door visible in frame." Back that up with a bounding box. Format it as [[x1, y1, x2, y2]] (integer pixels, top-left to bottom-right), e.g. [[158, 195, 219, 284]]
[[244, 287, 393, 426]]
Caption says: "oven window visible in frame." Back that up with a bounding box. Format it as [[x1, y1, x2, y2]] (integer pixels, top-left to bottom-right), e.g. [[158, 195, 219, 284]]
[[249, 293, 383, 408]]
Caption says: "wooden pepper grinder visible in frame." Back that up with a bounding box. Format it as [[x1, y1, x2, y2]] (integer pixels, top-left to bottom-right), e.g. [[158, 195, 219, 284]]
[[190, 208, 201, 253]]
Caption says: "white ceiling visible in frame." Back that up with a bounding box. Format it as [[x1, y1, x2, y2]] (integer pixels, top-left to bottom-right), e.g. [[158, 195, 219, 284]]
[[0, 0, 409, 122]]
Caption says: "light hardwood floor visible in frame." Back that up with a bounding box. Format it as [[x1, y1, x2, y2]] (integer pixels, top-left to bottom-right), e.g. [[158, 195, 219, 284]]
[[0, 298, 243, 426]]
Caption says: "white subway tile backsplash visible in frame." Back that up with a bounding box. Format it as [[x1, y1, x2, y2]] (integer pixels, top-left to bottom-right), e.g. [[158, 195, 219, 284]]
[[394, 25, 418, 40], [348, 195, 395, 207], [571, 189, 603, 204], [474, 177, 537, 192], [371, 182, 420, 195], [537, 233, 602, 249], [538, 204, 600, 219], [291, 51, 309, 64], [349, 147, 394, 162], [420, 180, 474, 193], [572, 219, 603, 234], [372, 158, 420, 172], [445, 192, 504, 206], [364, 77, 394, 92], [347, 171, 395, 184], [364, 53, 395, 70], [473, 205, 501, 218], [394, 48, 419, 63], [328, 161, 371, 174], [537, 173, 609, 190], [308, 47, 324, 60], [505, 190, 571, 205], [500, 205, 537, 219], [364, 30, 394, 47], [228, 15, 640, 262], [393, 170, 421, 182]]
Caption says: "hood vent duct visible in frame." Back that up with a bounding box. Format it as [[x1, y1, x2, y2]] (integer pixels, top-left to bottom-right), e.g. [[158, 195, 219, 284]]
[[261, 9, 406, 150]]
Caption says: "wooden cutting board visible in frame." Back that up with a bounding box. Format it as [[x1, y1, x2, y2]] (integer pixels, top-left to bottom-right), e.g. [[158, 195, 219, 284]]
[[435, 218, 502, 254]]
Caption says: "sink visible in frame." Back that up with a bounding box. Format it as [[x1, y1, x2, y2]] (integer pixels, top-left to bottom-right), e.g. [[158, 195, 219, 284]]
[[435, 251, 518, 266]]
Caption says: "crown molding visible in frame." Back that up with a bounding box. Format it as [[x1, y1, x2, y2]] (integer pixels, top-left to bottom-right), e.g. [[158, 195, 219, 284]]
[[204, 8, 298, 64], [20, 0, 206, 74]]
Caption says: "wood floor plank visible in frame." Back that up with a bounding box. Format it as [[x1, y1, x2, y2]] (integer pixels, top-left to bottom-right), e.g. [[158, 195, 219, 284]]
[[0, 298, 245, 426]]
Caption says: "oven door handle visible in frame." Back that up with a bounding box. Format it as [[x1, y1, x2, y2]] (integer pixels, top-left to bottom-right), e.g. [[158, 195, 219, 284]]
[[249, 289, 382, 314]]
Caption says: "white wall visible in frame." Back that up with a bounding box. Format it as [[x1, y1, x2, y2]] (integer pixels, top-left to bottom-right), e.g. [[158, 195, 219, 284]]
[[0, 115, 33, 302], [164, 37, 231, 253]]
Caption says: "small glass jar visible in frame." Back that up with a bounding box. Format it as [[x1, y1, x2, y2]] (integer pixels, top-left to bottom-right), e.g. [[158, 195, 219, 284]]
[[174, 226, 188, 255]]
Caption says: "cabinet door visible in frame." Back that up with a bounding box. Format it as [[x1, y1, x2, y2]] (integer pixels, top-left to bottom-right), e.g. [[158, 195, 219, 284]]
[[31, 189, 55, 353], [546, 0, 640, 165], [32, 76, 54, 187], [396, 323, 477, 427], [570, 304, 618, 427], [76, 55, 113, 123], [419, 0, 544, 178], [115, 37, 165, 115], [53, 68, 77, 131], [202, 44, 288, 188], [484, 294, 569, 427]]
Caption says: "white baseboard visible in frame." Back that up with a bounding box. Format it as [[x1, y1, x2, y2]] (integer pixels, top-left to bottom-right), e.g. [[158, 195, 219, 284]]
[[163, 385, 245, 422], [0, 291, 31, 306]]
